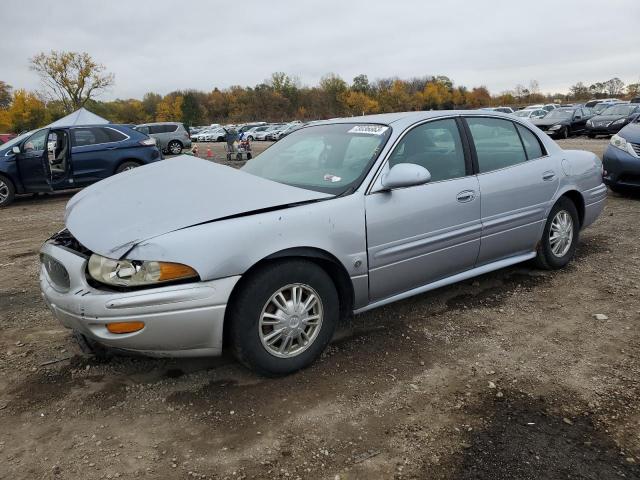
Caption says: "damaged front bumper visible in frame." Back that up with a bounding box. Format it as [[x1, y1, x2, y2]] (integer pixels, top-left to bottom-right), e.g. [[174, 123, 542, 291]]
[[39, 240, 240, 357]]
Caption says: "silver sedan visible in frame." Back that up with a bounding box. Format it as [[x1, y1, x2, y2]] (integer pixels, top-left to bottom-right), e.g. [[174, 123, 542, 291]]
[[40, 111, 606, 375]]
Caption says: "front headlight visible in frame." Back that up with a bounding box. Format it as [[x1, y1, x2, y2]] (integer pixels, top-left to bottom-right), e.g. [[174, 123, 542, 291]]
[[88, 254, 198, 287], [586, 119, 593, 126], [549, 124, 562, 130], [611, 118, 626, 125], [610, 134, 637, 156]]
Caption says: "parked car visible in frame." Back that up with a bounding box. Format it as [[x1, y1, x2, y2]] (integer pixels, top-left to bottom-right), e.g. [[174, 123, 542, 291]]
[[0, 124, 161, 207], [532, 107, 594, 138], [244, 125, 270, 141], [201, 128, 226, 142], [542, 104, 559, 112], [586, 103, 640, 138], [0, 133, 17, 145], [480, 107, 514, 114], [39, 111, 605, 375], [513, 109, 547, 120], [584, 98, 620, 109], [631, 97, 640, 104], [602, 119, 640, 193], [135, 122, 192, 155], [255, 124, 284, 141], [271, 123, 301, 141]]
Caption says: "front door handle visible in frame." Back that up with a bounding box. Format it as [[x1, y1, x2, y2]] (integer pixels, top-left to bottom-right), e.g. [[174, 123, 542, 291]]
[[456, 190, 475, 203], [542, 170, 556, 181]]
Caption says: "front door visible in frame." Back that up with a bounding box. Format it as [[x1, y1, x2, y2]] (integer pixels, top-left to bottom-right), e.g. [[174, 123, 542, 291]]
[[464, 116, 559, 265], [16, 128, 51, 192], [365, 118, 482, 301]]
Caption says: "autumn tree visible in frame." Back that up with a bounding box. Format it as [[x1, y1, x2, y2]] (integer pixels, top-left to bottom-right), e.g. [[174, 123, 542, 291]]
[[0, 81, 12, 109], [156, 94, 184, 122], [30, 51, 114, 113], [1, 89, 49, 132]]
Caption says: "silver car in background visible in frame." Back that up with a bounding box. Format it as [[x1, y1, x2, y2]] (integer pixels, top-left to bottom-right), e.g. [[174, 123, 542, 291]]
[[135, 122, 192, 154], [40, 111, 605, 376]]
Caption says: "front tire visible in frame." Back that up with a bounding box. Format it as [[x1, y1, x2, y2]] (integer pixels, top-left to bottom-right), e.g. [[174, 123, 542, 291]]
[[0, 175, 16, 207], [535, 197, 579, 270], [228, 260, 339, 376], [168, 140, 183, 155], [562, 127, 569, 139]]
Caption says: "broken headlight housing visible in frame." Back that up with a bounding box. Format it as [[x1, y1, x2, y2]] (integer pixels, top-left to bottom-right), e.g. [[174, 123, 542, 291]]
[[88, 254, 198, 287]]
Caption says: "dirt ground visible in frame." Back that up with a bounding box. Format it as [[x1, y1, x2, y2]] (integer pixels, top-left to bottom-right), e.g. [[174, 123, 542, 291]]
[[1, 138, 639, 480]]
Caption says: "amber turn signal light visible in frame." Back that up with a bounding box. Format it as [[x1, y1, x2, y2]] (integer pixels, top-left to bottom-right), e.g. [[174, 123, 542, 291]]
[[106, 321, 145, 334], [158, 262, 198, 282]]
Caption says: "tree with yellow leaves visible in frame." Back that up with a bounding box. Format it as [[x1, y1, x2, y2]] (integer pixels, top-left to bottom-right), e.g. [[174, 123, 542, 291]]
[[0, 89, 49, 132], [30, 51, 114, 114]]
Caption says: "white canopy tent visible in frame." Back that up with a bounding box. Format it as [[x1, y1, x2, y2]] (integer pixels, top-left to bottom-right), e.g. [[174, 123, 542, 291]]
[[47, 107, 109, 128]]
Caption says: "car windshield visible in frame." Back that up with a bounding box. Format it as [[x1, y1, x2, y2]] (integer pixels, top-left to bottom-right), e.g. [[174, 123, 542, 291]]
[[242, 123, 391, 195], [601, 105, 635, 116], [1, 131, 33, 151], [545, 109, 573, 119], [514, 111, 533, 117]]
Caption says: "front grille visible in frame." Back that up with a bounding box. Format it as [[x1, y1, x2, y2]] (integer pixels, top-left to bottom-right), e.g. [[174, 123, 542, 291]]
[[631, 143, 640, 156], [41, 253, 70, 290], [49, 229, 92, 256]]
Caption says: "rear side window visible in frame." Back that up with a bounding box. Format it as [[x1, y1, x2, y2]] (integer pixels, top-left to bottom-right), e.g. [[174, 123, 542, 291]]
[[466, 117, 527, 173], [71, 127, 127, 146], [516, 124, 544, 160], [152, 124, 178, 133], [388, 118, 467, 182]]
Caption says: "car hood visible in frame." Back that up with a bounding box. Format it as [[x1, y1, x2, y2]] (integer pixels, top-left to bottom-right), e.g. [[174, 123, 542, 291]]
[[591, 114, 627, 122], [618, 121, 640, 142], [532, 118, 569, 127], [65, 156, 333, 259]]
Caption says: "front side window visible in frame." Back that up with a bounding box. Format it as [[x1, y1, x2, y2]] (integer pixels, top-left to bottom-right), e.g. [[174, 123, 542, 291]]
[[388, 118, 466, 182], [242, 123, 391, 195], [467, 117, 527, 173], [22, 129, 48, 152]]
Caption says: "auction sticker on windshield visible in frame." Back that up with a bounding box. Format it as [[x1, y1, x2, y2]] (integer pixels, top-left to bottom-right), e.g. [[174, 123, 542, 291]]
[[348, 125, 389, 135]]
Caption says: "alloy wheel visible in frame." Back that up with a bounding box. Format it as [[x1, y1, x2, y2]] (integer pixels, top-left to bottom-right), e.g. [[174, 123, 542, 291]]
[[549, 210, 573, 257], [258, 283, 323, 358], [0, 179, 8, 203]]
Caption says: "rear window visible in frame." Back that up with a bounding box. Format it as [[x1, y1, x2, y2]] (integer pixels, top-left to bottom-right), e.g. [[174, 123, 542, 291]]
[[71, 127, 127, 146]]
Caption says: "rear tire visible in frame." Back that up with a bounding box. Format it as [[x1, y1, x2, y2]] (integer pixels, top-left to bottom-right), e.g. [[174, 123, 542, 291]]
[[535, 197, 579, 270], [115, 161, 141, 174], [168, 140, 183, 155], [228, 260, 339, 376], [0, 175, 16, 207]]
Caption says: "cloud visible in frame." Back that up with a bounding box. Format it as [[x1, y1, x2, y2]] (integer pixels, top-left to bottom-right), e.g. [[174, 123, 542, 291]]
[[2, 0, 639, 99]]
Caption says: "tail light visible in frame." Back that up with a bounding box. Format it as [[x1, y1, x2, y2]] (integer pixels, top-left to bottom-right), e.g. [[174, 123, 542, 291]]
[[140, 138, 156, 146]]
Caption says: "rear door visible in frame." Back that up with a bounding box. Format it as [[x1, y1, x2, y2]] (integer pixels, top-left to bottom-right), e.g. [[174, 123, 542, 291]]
[[70, 126, 128, 185], [572, 109, 588, 133], [464, 117, 559, 265], [16, 128, 51, 192], [365, 118, 481, 301]]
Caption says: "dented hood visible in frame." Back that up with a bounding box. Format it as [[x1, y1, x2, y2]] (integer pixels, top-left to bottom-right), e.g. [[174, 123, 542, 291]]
[[65, 156, 332, 258]]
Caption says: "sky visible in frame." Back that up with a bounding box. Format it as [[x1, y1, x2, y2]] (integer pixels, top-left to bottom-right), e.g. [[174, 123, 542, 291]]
[[2, 0, 639, 100]]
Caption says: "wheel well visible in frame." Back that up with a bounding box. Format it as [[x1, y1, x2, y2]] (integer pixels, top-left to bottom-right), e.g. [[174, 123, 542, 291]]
[[222, 248, 355, 346], [561, 190, 585, 227], [114, 158, 142, 173]]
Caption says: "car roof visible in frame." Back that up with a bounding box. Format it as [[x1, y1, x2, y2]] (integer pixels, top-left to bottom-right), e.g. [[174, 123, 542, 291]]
[[136, 122, 182, 126]]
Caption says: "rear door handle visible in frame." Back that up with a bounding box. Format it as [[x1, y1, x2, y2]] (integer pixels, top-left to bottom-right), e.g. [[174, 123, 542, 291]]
[[456, 190, 475, 203], [542, 170, 556, 181]]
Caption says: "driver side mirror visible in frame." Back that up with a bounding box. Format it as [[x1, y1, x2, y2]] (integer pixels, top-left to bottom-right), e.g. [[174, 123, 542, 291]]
[[381, 163, 431, 190], [12, 146, 20, 154]]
